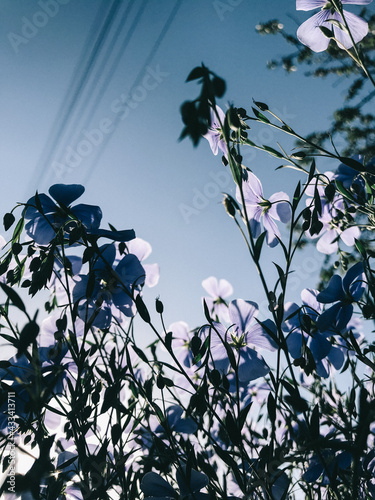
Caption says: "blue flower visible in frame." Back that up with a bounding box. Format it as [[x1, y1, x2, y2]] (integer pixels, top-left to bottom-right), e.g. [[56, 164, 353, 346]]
[[302, 449, 352, 485], [72, 243, 145, 329], [24, 184, 103, 245], [236, 171, 292, 248], [284, 289, 345, 378], [154, 405, 198, 435], [203, 105, 227, 157], [141, 468, 211, 499], [201, 299, 277, 382], [317, 262, 366, 330], [0, 337, 69, 431], [296, 0, 373, 53]]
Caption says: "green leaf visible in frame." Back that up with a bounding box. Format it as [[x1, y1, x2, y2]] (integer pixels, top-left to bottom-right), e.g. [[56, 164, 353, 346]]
[[12, 216, 24, 242], [292, 181, 301, 211], [17, 320, 40, 357], [225, 410, 241, 445], [319, 25, 334, 38], [186, 65, 207, 82], [132, 344, 148, 363], [192, 335, 209, 365], [212, 76, 226, 97], [254, 231, 267, 262], [339, 156, 365, 172], [310, 404, 320, 440], [308, 160, 316, 182], [252, 107, 270, 124], [101, 384, 118, 414], [135, 294, 151, 323], [354, 238, 367, 258], [239, 402, 252, 430], [273, 262, 286, 289], [267, 393, 276, 422], [335, 180, 357, 203], [111, 423, 122, 446], [252, 99, 268, 111], [0, 282, 26, 313], [262, 145, 284, 159]]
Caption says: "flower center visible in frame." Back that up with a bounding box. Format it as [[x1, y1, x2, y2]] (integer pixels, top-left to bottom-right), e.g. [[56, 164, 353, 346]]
[[230, 332, 247, 349], [322, 1, 339, 13], [259, 198, 272, 215]]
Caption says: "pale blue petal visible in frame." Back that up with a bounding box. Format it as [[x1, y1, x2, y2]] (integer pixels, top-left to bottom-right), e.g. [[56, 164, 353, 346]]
[[229, 299, 258, 333], [297, 10, 332, 52], [246, 320, 278, 351], [333, 10, 369, 48], [263, 213, 280, 247], [296, 0, 325, 11], [238, 348, 270, 382]]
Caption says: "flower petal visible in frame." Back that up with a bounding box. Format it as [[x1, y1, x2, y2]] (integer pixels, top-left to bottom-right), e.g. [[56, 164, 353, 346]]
[[316, 229, 338, 255], [297, 10, 332, 52], [332, 10, 369, 49], [72, 204, 102, 230], [48, 184, 85, 206], [141, 472, 176, 497], [202, 276, 220, 297], [339, 226, 360, 247], [246, 320, 278, 351], [317, 275, 345, 303], [296, 0, 325, 11], [238, 348, 270, 382], [176, 467, 208, 496], [229, 299, 258, 333]]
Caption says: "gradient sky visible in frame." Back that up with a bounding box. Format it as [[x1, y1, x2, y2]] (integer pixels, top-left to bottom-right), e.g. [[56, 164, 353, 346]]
[[0, 0, 369, 336]]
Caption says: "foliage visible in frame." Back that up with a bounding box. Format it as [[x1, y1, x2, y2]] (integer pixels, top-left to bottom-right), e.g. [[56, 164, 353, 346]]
[[0, 2, 375, 499]]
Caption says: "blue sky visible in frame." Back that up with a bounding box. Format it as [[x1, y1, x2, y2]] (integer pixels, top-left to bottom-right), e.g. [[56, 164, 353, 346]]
[[0, 0, 368, 335]]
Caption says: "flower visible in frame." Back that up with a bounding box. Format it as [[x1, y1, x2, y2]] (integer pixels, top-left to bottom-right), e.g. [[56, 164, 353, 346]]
[[284, 288, 345, 377], [24, 184, 102, 245], [72, 243, 145, 329], [201, 299, 277, 382], [305, 172, 360, 254], [302, 449, 352, 484], [317, 261, 366, 330], [154, 405, 198, 435], [203, 105, 227, 157], [236, 171, 292, 247], [202, 276, 233, 323], [24, 184, 136, 246], [140, 467, 231, 499], [296, 0, 373, 53]]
